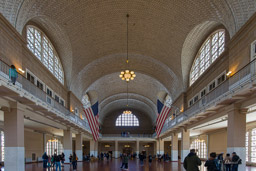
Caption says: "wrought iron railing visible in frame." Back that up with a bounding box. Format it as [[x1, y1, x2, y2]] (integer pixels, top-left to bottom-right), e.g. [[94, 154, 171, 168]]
[[0, 59, 90, 131], [161, 59, 256, 134]]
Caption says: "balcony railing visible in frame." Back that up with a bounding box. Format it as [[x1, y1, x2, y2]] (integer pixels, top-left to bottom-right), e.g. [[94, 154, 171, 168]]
[[0, 59, 90, 131], [101, 134, 154, 138], [161, 59, 256, 134]]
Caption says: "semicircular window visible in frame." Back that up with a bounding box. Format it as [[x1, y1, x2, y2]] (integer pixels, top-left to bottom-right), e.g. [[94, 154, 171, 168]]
[[115, 113, 139, 126], [190, 29, 225, 86], [26, 25, 64, 84]]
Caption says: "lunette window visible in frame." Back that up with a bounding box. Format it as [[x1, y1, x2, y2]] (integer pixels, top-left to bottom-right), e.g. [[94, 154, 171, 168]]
[[190, 30, 225, 86], [115, 113, 139, 126], [26, 26, 64, 84]]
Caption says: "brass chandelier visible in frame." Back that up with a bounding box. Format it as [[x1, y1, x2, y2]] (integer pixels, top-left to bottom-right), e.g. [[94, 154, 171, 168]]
[[119, 14, 136, 82]]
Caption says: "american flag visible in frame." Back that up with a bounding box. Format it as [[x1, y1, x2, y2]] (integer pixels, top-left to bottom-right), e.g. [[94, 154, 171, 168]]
[[83, 101, 99, 141], [156, 99, 171, 137]]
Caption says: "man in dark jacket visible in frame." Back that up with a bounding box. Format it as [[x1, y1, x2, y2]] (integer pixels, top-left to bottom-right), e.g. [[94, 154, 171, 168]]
[[231, 152, 241, 171], [205, 152, 219, 171], [183, 149, 202, 171]]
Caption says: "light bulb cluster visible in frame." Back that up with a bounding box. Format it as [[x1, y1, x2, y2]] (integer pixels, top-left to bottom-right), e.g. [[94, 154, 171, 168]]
[[123, 110, 132, 114], [119, 70, 136, 82]]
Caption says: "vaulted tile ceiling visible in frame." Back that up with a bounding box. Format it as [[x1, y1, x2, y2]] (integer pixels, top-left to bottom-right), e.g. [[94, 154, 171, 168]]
[[1, 0, 256, 124]]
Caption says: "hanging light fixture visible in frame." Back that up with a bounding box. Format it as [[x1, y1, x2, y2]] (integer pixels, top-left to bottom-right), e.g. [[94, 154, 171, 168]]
[[123, 110, 132, 114], [119, 14, 136, 82]]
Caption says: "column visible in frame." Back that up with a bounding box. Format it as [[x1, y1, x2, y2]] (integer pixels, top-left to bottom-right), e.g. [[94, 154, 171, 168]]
[[156, 139, 164, 155], [90, 140, 98, 157], [63, 129, 72, 163], [227, 105, 247, 171], [114, 140, 119, 158], [4, 104, 25, 171], [136, 140, 140, 158], [171, 133, 178, 161], [75, 133, 83, 161], [181, 129, 190, 162]]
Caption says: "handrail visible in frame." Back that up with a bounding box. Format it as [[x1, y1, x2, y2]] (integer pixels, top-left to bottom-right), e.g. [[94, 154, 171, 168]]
[[0, 59, 90, 131], [161, 58, 256, 135]]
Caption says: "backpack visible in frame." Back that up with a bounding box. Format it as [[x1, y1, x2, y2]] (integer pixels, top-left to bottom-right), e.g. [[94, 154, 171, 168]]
[[214, 159, 220, 171]]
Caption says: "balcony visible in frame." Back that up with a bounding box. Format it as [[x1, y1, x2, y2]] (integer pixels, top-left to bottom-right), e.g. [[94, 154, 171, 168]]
[[161, 59, 256, 136], [0, 59, 91, 132]]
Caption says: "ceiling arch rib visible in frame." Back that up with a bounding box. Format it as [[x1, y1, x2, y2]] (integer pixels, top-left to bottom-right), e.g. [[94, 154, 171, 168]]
[[72, 53, 180, 100], [99, 93, 157, 115], [100, 98, 155, 125], [85, 72, 169, 106]]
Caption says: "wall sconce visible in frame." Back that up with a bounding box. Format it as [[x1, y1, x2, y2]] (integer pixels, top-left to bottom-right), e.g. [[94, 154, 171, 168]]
[[226, 71, 232, 77], [18, 68, 25, 74]]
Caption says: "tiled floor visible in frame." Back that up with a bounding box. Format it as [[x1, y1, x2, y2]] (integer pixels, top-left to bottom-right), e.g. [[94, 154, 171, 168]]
[[6, 159, 256, 171]]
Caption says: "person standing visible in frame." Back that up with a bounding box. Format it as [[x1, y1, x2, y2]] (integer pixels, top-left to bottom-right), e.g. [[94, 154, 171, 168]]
[[231, 152, 241, 171], [72, 152, 78, 170], [123, 153, 129, 170], [42, 152, 48, 169], [224, 153, 232, 171], [120, 153, 126, 169], [183, 149, 202, 171], [217, 153, 224, 171], [204, 152, 219, 171], [54, 154, 61, 171], [139, 153, 144, 166], [9, 65, 18, 85], [148, 154, 153, 167]]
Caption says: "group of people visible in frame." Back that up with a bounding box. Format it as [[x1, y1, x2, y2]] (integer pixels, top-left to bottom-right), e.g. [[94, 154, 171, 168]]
[[100, 152, 111, 161], [42, 152, 78, 171], [183, 149, 242, 171], [157, 153, 171, 162], [121, 131, 130, 137], [42, 152, 65, 170]]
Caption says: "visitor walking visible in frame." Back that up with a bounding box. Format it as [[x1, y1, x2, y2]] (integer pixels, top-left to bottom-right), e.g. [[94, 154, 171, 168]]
[[224, 153, 232, 171], [217, 153, 224, 171], [139, 153, 144, 166], [9, 65, 18, 85], [204, 152, 220, 171], [183, 149, 202, 171]]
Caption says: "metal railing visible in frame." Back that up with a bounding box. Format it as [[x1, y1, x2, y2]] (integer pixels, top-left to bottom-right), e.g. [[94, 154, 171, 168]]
[[161, 59, 256, 134], [101, 134, 154, 138], [0, 59, 90, 131]]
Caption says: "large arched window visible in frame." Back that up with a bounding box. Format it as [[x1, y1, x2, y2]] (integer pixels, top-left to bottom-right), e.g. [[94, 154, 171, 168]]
[[190, 30, 225, 86], [46, 139, 63, 156], [115, 113, 139, 126], [190, 139, 207, 158], [26, 25, 64, 84]]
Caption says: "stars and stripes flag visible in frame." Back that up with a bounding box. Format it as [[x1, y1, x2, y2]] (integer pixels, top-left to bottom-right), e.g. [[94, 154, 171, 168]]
[[156, 99, 172, 137], [83, 101, 99, 141]]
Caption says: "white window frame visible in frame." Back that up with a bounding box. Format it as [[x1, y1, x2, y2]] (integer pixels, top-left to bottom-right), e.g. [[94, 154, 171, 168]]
[[200, 88, 207, 98], [26, 69, 36, 85], [188, 98, 194, 107], [59, 98, 65, 107], [208, 80, 216, 93], [216, 71, 226, 86], [35, 77, 45, 92], [251, 40, 256, 61]]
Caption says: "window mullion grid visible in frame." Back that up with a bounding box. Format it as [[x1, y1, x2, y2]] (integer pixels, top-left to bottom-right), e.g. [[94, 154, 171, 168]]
[[249, 130, 252, 162]]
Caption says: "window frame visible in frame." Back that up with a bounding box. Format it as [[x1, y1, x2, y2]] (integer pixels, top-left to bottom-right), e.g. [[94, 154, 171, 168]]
[[26, 25, 64, 85], [190, 29, 225, 86], [115, 113, 139, 127], [251, 40, 256, 61]]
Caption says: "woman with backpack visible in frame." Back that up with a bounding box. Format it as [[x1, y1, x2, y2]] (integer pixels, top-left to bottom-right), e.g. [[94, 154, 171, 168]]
[[205, 152, 220, 171]]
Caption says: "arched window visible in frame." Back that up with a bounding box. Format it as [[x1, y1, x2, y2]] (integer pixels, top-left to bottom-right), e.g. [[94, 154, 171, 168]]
[[115, 112, 139, 126], [190, 139, 207, 158], [26, 26, 64, 84], [46, 139, 63, 156], [190, 30, 225, 86]]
